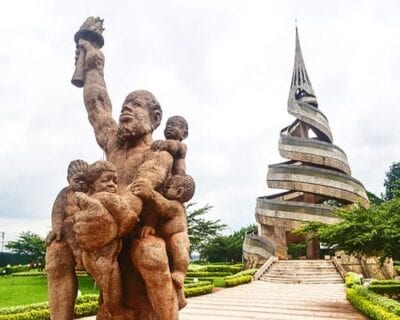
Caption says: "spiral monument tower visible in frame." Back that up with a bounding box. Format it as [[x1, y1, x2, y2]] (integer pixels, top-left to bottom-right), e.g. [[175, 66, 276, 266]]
[[243, 28, 369, 265]]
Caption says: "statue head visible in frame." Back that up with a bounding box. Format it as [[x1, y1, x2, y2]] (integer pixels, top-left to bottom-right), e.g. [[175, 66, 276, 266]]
[[67, 160, 89, 192], [118, 90, 162, 142], [164, 174, 195, 203], [88, 160, 118, 194], [164, 116, 188, 141]]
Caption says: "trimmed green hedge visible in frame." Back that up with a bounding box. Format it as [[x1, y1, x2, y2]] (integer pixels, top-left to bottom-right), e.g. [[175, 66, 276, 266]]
[[225, 275, 252, 287], [231, 269, 257, 277], [369, 284, 400, 295], [186, 271, 232, 277], [184, 281, 212, 289], [184, 282, 214, 297], [205, 265, 242, 273], [347, 287, 400, 320], [0, 265, 31, 276], [345, 272, 362, 288], [0, 295, 99, 320]]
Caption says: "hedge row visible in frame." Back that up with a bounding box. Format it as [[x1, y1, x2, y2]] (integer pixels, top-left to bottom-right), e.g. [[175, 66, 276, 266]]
[[228, 268, 257, 278], [184, 284, 214, 297], [186, 271, 232, 277], [0, 295, 99, 319], [372, 280, 400, 285], [225, 275, 252, 287], [204, 265, 242, 273], [7, 272, 46, 277], [345, 272, 362, 288], [0, 265, 31, 275], [185, 276, 223, 283], [184, 281, 212, 289], [369, 284, 400, 295], [347, 287, 400, 320]]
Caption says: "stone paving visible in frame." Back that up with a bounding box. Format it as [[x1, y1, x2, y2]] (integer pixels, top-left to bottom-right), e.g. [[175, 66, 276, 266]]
[[179, 281, 366, 320], [79, 280, 366, 320]]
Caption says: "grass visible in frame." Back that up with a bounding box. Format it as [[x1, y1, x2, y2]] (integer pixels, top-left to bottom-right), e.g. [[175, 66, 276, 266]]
[[213, 277, 226, 287], [0, 275, 98, 307]]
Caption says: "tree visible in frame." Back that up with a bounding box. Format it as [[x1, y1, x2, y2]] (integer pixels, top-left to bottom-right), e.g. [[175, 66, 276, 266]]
[[186, 203, 226, 255], [384, 161, 400, 200], [6, 231, 45, 264], [201, 225, 256, 262], [296, 162, 400, 261], [366, 191, 383, 206], [296, 198, 400, 261]]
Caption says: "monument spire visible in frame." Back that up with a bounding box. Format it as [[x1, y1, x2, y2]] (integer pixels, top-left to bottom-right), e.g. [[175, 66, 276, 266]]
[[289, 27, 316, 103], [244, 26, 369, 265]]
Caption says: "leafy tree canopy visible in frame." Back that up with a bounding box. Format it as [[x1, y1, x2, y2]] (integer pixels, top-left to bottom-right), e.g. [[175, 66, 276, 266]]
[[5, 231, 45, 264], [201, 225, 256, 262], [296, 198, 400, 261], [384, 161, 400, 200], [186, 203, 226, 255]]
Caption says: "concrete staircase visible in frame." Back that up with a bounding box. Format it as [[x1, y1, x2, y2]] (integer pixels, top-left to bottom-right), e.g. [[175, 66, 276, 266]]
[[260, 259, 344, 284]]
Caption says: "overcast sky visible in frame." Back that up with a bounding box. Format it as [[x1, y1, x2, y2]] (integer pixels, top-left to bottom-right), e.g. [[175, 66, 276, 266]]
[[1, 0, 400, 243]]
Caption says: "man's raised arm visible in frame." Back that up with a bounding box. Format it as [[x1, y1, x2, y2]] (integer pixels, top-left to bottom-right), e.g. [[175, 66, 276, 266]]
[[72, 16, 117, 152]]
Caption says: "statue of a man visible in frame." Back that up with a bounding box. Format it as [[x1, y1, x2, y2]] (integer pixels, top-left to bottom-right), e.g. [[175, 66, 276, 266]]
[[74, 36, 179, 318]]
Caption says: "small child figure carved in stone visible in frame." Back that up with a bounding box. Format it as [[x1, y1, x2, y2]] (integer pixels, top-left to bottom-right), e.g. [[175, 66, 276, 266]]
[[152, 115, 188, 175], [74, 161, 141, 320], [131, 174, 195, 309], [46, 159, 89, 270]]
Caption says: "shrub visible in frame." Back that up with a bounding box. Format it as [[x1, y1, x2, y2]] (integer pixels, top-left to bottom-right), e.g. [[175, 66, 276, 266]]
[[186, 271, 232, 277], [0, 294, 99, 319], [0, 309, 50, 320], [184, 281, 212, 289], [205, 265, 242, 274], [74, 301, 99, 317], [348, 285, 400, 316], [369, 284, 400, 296], [184, 284, 214, 297], [231, 269, 258, 277], [345, 272, 362, 288], [225, 275, 252, 287], [347, 288, 400, 320], [371, 280, 400, 285], [0, 265, 31, 276], [213, 277, 226, 287]]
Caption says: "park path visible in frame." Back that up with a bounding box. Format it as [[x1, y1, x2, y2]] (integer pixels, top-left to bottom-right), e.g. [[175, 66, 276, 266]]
[[79, 280, 366, 320], [179, 281, 366, 319]]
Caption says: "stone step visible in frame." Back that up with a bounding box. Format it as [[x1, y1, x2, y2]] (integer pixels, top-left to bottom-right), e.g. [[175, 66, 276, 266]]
[[261, 278, 344, 284], [267, 272, 340, 276], [260, 259, 343, 285], [263, 274, 342, 280], [267, 268, 341, 273]]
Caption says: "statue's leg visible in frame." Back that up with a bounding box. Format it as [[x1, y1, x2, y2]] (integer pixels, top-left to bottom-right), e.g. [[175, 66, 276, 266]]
[[131, 236, 178, 320], [46, 240, 77, 320], [167, 232, 190, 309]]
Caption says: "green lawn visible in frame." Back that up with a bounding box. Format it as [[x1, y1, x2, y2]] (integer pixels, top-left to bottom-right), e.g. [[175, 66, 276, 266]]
[[0, 275, 98, 307]]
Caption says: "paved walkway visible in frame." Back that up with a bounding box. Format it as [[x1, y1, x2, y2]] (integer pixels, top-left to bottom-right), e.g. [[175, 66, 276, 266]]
[[79, 281, 366, 320], [180, 281, 366, 319]]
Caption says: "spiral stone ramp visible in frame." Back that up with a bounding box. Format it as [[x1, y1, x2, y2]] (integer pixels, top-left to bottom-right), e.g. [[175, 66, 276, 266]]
[[244, 27, 369, 263]]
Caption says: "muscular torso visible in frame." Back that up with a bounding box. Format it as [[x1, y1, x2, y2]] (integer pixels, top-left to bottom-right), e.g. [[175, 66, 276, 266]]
[[108, 146, 151, 187]]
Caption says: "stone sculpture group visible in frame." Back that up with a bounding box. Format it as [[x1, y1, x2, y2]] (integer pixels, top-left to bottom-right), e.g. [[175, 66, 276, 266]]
[[45, 17, 195, 320]]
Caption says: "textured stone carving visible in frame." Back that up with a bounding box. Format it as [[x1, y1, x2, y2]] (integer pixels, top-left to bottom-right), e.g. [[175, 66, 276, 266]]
[[46, 17, 195, 320], [45, 160, 89, 320], [244, 28, 369, 263]]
